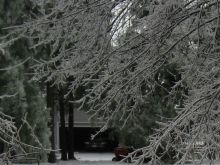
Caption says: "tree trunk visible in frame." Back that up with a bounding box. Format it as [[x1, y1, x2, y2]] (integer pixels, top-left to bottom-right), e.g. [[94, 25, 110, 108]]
[[47, 83, 56, 163], [67, 93, 76, 160], [59, 90, 67, 160]]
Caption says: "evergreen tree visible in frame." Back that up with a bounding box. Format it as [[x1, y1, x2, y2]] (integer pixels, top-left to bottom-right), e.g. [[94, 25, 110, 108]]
[[0, 0, 50, 158], [112, 64, 182, 163]]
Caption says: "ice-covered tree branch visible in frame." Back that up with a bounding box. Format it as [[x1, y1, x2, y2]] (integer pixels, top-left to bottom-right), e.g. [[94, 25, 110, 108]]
[[1, 0, 220, 164]]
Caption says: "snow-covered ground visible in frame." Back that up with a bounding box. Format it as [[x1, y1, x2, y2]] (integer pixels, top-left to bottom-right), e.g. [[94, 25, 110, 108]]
[[74, 152, 114, 161], [42, 160, 122, 165], [13, 152, 126, 165], [14, 152, 220, 165], [41, 152, 130, 165]]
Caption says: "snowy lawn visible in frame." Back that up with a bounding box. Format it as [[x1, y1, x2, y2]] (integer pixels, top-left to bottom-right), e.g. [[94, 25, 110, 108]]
[[74, 152, 114, 161], [13, 152, 132, 165], [45, 152, 133, 165], [14, 153, 220, 165], [18, 160, 220, 165], [41, 152, 132, 165]]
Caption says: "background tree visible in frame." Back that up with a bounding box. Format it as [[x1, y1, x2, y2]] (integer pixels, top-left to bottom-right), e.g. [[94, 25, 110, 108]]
[[0, 0, 50, 159], [111, 63, 182, 163]]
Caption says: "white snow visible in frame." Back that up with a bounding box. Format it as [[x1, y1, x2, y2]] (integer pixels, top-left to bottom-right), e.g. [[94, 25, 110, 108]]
[[74, 152, 114, 161], [42, 152, 131, 165]]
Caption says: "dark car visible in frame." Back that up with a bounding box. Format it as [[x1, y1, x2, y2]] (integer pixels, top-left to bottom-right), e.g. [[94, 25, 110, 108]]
[[84, 139, 107, 151]]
